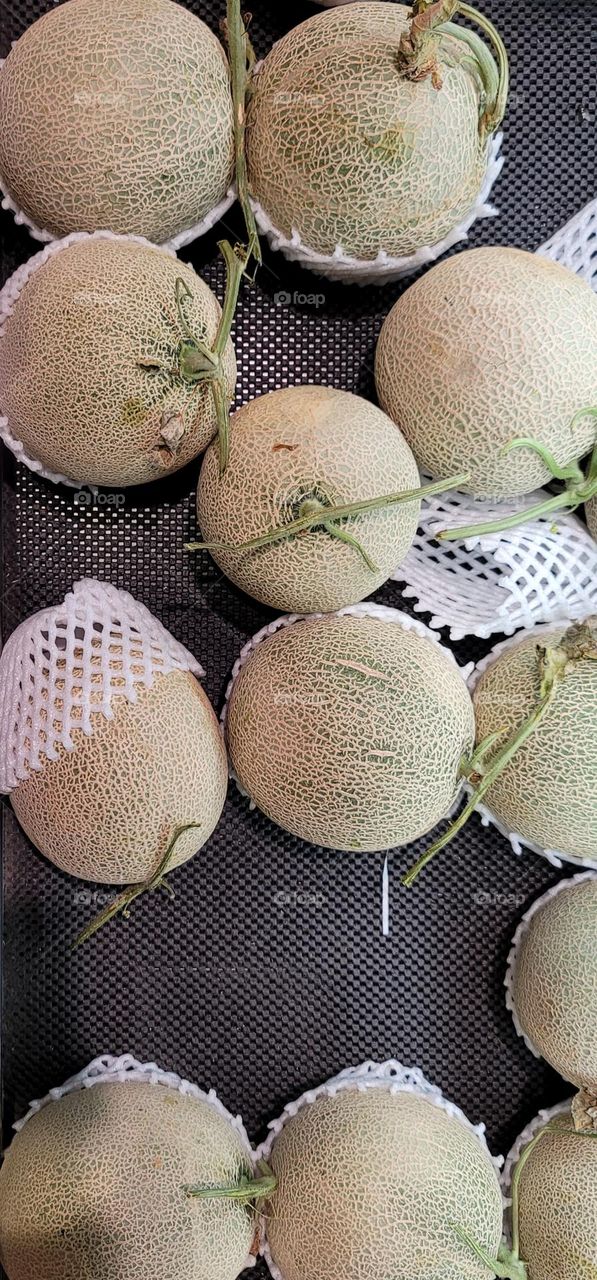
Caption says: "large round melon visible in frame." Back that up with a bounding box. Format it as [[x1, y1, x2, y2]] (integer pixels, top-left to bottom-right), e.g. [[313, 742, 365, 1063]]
[[10, 669, 228, 884], [0, 1080, 255, 1280], [375, 248, 597, 497], [225, 612, 474, 851], [472, 621, 597, 862], [0, 236, 236, 488], [264, 1087, 504, 1280], [196, 385, 421, 613], [509, 876, 597, 1091], [0, 0, 234, 244], [514, 1110, 597, 1280], [246, 3, 494, 260]]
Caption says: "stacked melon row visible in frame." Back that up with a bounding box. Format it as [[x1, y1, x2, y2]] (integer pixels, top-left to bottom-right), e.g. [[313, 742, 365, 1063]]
[[2, 865, 597, 1280]]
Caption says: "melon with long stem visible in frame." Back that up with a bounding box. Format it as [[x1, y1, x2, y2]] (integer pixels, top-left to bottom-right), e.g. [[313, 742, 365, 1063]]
[[244, 1, 508, 263], [375, 248, 597, 508], [191, 385, 466, 614], [0, 1078, 266, 1280], [0, 0, 234, 245], [0, 235, 240, 487], [261, 1085, 505, 1280], [225, 611, 474, 851]]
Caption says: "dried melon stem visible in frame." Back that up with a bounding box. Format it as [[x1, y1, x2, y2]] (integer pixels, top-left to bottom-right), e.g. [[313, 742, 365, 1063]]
[[403, 619, 597, 886], [186, 1158, 277, 1206], [438, 410, 597, 542], [224, 0, 261, 269], [398, 1, 509, 136], [72, 822, 202, 947], [187, 470, 470, 570], [572, 1088, 597, 1134]]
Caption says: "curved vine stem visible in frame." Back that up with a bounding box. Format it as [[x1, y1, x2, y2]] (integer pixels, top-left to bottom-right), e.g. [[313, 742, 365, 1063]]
[[225, 0, 261, 269], [72, 822, 202, 948], [451, 2, 509, 133], [187, 471, 469, 571], [402, 620, 597, 887], [186, 1159, 276, 1203], [451, 1225, 527, 1279], [398, 1, 508, 137]]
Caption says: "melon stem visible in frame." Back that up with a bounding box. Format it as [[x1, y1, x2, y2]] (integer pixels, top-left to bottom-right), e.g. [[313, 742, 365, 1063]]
[[398, 1, 509, 137], [72, 822, 202, 948], [226, 0, 261, 268], [451, 3, 509, 134], [450, 1224, 527, 1278], [186, 1159, 276, 1203], [402, 620, 597, 886], [186, 471, 470, 565]]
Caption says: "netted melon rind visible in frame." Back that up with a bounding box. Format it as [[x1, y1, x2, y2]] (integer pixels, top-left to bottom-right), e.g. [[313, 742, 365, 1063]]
[[0, 229, 236, 488], [586, 498, 597, 541], [223, 604, 474, 851], [505, 871, 597, 1088], [0, 1049, 256, 1280], [258, 1059, 504, 1280], [502, 1099, 571, 1201], [467, 624, 597, 870], [0, 0, 235, 246]]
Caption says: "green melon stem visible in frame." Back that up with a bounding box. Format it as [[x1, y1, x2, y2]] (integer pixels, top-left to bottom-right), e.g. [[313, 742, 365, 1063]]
[[402, 620, 597, 887], [437, 416, 597, 542], [226, 0, 261, 269], [450, 2, 509, 134], [186, 1159, 276, 1203], [186, 471, 470, 571], [450, 1224, 527, 1278], [398, 1, 508, 136], [72, 822, 202, 948]]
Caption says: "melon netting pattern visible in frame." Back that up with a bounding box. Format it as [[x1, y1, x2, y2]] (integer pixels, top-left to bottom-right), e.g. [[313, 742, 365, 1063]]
[[0, 6, 595, 1280]]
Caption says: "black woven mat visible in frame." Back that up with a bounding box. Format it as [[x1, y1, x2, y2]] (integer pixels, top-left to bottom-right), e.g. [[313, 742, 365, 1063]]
[[0, 2, 595, 1274]]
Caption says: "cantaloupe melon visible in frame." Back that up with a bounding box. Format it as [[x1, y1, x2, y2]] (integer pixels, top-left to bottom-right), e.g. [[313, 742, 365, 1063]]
[[508, 876, 597, 1094], [509, 1110, 597, 1280], [0, 235, 237, 488], [246, 2, 507, 262], [471, 620, 597, 863], [194, 384, 439, 614], [225, 611, 474, 851], [0, 0, 234, 244], [375, 248, 597, 498], [263, 1086, 504, 1280], [587, 498, 597, 540], [0, 1080, 256, 1280]]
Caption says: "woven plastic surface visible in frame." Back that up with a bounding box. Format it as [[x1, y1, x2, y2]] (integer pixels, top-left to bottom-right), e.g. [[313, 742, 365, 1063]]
[[0, 4, 595, 1277]]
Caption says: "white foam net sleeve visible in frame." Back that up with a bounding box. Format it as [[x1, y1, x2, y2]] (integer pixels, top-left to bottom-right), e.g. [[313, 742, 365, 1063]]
[[538, 195, 597, 290], [0, 578, 203, 794]]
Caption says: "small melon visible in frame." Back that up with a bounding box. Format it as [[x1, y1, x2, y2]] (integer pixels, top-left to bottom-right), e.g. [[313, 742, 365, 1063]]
[[513, 1110, 597, 1280], [0, 1080, 255, 1280], [225, 612, 474, 851], [0, 235, 236, 488], [264, 1087, 504, 1280], [0, 0, 234, 244], [196, 385, 421, 613], [375, 248, 597, 497], [246, 3, 502, 261], [471, 620, 597, 862], [509, 876, 597, 1092]]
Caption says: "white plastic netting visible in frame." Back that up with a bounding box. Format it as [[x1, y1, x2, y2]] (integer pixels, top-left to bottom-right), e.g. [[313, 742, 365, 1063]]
[[0, 578, 202, 794], [398, 196, 597, 639]]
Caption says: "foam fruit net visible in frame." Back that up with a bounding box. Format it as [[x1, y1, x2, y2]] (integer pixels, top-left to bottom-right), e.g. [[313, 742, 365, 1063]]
[[0, 578, 201, 793]]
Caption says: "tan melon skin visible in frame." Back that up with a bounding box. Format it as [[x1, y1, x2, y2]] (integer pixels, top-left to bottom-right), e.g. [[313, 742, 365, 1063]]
[[11, 669, 228, 884], [226, 613, 474, 851], [0, 237, 237, 487], [375, 248, 597, 497], [473, 622, 597, 862], [246, 3, 489, 260], [0, 0, 234, 244], [516, 1112, 597, 1280], [511, 877, 597, 1091], [265, 1089, 504, 1280], [196, 385, 421, 614], [0, 1081, 254, 1280], [587, 498, 597, 540]]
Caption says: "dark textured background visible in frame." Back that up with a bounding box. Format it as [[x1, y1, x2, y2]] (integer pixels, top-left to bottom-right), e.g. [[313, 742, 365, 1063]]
[[0, 1, 595, 1272]]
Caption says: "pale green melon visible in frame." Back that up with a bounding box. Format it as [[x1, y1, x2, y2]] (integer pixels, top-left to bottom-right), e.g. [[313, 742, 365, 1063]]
[[472, 620, 597, 862], [0, 236, 236, 488], [196, 385, 421, 613], [509, 877, 597, 1091], [375, 248, 597, 497], [225, 612, 474, 851], [0, 0, 234, 243], [514, 1111, 597, 1280], [246, 3, 499, 260], [264, 1087, 504, 1280], [0, 1081, 255, 1280]]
